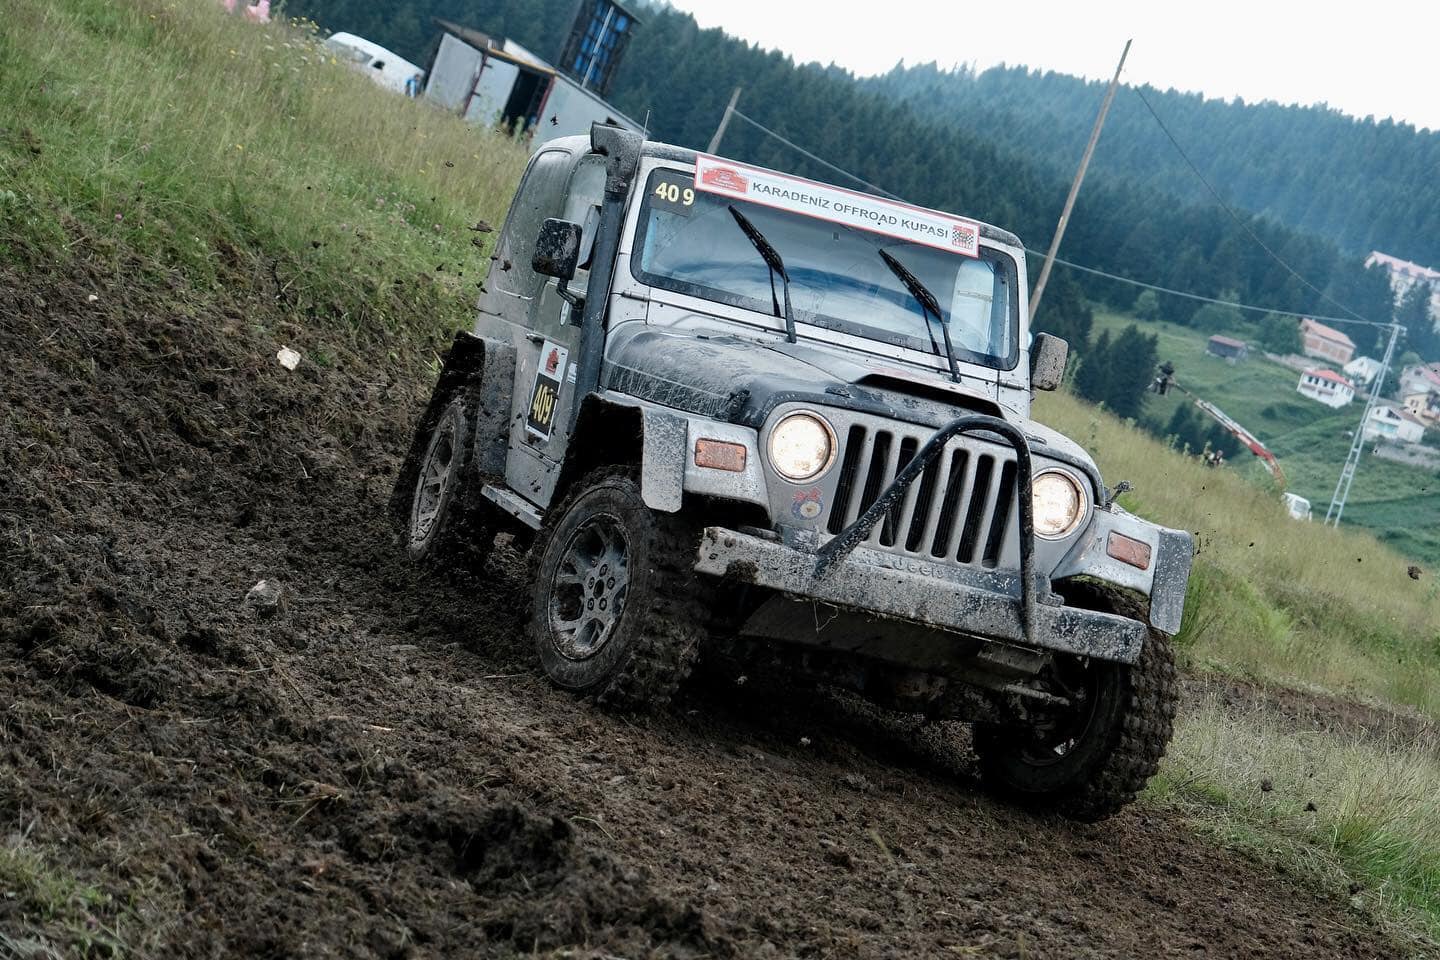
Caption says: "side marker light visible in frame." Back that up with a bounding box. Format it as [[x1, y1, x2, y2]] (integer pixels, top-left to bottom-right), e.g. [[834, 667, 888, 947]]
[[695, 439, 747, 472], [1106, 532, 1152, 570]]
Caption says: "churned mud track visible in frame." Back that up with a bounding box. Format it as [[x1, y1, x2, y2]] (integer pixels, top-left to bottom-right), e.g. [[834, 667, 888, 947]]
[[0, 248, 1410, 957]]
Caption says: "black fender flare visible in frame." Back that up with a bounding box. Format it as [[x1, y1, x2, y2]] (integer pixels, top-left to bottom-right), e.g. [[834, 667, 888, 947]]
[[388, 331, 516, 524]]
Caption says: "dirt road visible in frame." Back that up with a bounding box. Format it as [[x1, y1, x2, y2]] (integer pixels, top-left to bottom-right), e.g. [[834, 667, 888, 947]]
[[0, 249, 1407, 957]]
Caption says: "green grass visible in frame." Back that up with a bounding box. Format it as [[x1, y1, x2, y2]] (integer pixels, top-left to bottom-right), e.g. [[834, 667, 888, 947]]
[[1088, 310, 1440, 566], [1152, 695, 1440, 950], [0, 838, 135, 957], [0, 0, 531, 342], [1039, 384, 1440, 939]]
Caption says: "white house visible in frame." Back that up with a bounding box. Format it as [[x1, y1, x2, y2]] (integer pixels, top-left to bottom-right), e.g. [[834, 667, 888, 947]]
[[1297, 368, 1355, 408], [1363, 402, 1427, 444], [1343, 356, 1385, 386]]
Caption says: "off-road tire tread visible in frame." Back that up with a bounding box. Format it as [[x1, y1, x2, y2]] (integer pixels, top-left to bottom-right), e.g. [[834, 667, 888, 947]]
[[529, 466, 704, 711], [393, 387, 495, 574], [975, 586, 1177, 822]]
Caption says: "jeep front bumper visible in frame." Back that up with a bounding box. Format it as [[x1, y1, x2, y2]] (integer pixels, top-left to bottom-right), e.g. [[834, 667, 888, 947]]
[[694, 527, 1147, 664]]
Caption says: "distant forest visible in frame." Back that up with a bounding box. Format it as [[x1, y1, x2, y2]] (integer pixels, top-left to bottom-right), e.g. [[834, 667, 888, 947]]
[[865, 64, 1440, 270], [289, 0, 1439, 362]]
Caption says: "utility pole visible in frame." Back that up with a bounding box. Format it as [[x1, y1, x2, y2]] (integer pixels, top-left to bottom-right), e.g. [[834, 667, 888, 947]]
[[706, 87, 742, 154], [1325, 323, 1403, 526], [1029, 39, 1131, 322]]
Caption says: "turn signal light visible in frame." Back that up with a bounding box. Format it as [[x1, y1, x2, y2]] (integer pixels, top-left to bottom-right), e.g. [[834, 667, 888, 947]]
[[1106, 532, 1152, 570], [694, 439, 747, 472]]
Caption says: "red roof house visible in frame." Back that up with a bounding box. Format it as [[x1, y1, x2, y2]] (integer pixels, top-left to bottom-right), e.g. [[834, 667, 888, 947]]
[[1299, 318, 1356, 365]]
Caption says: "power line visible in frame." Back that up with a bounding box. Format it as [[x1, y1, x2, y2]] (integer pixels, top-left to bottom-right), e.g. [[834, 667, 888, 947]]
[[730, 110, 905, 200], [1031, 252, 1397, 330], [729, 107, 1395, 331], [1131, 87, 1375, 327]]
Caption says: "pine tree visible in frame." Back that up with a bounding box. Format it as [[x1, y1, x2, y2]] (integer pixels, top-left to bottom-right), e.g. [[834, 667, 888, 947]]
[[1105, 325, 1159, 420], [1164, 405, 1196, 448], [1397, 282, 1438, 363], [1033, 273, 1092, 348], [1074, 330, 1113, 408], [1257, 312, 1301, 354]]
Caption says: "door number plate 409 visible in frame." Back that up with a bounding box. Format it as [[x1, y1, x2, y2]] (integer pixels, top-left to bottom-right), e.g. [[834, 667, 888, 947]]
[[525, 340, 569, 441]]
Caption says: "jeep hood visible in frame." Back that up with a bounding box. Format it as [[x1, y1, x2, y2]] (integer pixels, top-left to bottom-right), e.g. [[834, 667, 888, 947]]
[[602, 322, 1102, 488]]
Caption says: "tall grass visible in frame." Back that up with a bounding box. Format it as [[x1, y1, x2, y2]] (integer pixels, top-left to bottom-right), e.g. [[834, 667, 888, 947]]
[[1154, 693, 1440, 945], [1037, 391, 1440, 714], [0, 0, 530, 340]]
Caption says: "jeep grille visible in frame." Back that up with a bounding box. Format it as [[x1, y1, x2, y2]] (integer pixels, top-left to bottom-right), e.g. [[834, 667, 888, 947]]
[[824, 424, 1021, 569]]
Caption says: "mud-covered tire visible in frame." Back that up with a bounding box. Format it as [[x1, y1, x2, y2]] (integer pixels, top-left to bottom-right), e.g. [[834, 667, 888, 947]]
[[528, 467, 705, 710], [397, 391, 494, 571], [973, 587, 1177, 821]]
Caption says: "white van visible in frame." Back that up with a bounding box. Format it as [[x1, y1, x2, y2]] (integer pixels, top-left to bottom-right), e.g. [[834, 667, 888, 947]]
[[325, 32, 423, 97]]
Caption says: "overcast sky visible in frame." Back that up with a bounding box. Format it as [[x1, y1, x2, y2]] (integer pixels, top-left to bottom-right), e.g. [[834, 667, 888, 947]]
[[665, 0, 1440, 133]]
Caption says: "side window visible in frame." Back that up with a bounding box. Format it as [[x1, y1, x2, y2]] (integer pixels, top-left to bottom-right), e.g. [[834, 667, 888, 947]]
[[492, 148, 573, 303]]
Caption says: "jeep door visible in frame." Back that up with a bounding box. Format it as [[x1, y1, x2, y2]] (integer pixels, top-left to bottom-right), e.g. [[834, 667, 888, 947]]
[[477, 144, 606, 507]]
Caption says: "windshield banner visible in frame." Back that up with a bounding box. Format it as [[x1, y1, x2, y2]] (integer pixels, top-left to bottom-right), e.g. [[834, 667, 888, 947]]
[[693, 154, 980, 257]]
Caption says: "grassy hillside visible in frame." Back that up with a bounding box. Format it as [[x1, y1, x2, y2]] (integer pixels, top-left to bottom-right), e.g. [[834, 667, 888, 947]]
[[0, 0, 529, 338], [1089, 310, 1440, 565], [5, 0, 1440, 945]]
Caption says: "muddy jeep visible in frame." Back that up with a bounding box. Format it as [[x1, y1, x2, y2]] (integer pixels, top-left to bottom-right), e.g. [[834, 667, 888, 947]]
[[393, 124, 1192, 820]]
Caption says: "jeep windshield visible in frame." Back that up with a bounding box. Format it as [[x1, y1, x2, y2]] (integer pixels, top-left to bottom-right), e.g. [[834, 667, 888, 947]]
[[631, 166, 1019, 371]]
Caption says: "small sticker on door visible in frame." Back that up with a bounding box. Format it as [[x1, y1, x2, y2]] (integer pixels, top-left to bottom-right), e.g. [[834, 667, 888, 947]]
[[526, 340, 569, 441]]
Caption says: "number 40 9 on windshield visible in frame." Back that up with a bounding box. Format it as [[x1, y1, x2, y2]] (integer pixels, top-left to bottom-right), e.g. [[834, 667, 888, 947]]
[[651, 176, 695, 214]]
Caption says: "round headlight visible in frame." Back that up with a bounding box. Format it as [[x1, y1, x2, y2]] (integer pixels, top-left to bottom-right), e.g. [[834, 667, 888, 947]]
[[1032, 470, 1086, 539], [768, 412, 836, 482]]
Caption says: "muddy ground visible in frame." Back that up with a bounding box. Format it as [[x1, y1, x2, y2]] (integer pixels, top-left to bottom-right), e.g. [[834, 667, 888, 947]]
[[0, 246, 1414, 958]]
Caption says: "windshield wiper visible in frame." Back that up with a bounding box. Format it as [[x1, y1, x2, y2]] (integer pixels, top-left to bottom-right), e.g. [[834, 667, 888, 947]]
[[879, 248, 960, 382], [728, 205, 797, 343]]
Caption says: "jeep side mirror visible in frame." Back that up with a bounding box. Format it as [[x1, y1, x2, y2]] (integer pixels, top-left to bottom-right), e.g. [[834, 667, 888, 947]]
[[532, 218, 582, 281], [1031, 333, 1069, 392]]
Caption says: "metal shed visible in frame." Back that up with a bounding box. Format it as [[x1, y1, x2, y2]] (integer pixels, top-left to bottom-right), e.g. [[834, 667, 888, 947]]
[[422, 17, 643, 150]]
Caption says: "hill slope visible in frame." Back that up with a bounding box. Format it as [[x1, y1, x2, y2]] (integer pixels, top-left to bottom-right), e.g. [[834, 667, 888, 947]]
[[1086, 311, 1440, 566]]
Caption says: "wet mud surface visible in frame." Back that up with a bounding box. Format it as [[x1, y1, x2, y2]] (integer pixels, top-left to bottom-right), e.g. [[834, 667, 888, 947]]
[[0, 251, 1412, 957]]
